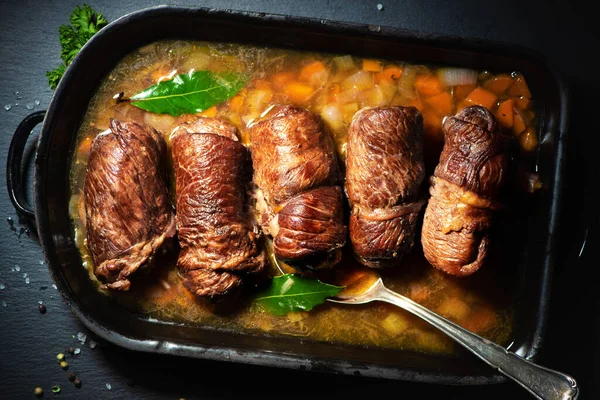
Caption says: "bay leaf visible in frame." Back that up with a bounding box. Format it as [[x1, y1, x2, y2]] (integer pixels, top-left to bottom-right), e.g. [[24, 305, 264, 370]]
[[131, 70, 247, 116], [255, 274, 344, 316]]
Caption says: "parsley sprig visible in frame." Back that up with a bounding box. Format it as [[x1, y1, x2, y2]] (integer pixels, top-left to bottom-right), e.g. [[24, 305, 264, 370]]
[[46, 4, 108, 89]]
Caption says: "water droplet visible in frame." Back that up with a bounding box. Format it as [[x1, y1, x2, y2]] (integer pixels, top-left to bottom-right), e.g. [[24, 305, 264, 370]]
[[15, 265, 21, 272], [377, 3, 384, 10], [35, 99, 41, 105], [25, 277, 30, 284], [4, 104, 11, 111], [2, 301, 6, 307], [0, 283, 5, 290], [105, 383, 111, 390], [26, 103, 34, 110]]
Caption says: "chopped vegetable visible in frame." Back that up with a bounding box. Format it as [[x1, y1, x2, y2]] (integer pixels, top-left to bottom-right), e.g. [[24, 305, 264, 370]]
[[342, 70, 374, 91], [414, 74, 445, 97], [254, 274, 344, 316], [425, 92, 452, 116], [271, 71, 296, 89], [438, 297, 470, 321], [284, 81, 315, 104], [376, 66, 403, 83], [507, 73, 532, 98], [453, 84, 476, 102], [47, 5, 108, 89], [483, 74, 513, 95], [437, 68, 477, 87], [300, 61, 329, 87], [495, 99, 515, 128], [321, 104, 344, 131], [397, 65, 420, 99], [464, 87, 498, 109], [512, 108, 528, 135], [519, 127, 538, 151], [130, 70, 248, 116], [333, 55, 355, 71], [514, 96, 531, 110], [362, 59, 383, 72]]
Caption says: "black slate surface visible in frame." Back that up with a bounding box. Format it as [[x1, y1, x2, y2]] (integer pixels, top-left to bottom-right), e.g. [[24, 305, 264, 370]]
[[0, 1, 597, 399]]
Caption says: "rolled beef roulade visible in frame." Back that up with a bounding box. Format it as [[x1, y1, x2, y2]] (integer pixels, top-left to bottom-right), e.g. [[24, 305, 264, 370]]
[[345, 106, 426, 268], [421, 105, 511, 276], [84, 119, 176, 290], [247, 105, 346, 270], [171, 117, 265, 297]]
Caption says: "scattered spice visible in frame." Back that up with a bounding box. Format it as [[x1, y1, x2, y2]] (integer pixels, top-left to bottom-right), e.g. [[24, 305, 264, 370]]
[[74, 378, 82, 388], [68, 373, 76, 382], [67, 347, 75, 355], [106, 383, 112, 390], [34, 387, 44, 397], [73, 348, 81, 355], [60, 361, 69, 370], [88, 340, 97, 349], [76, 332, 87, 344], [51, 385, 61, 394], [56, 353, 65, 362], [38, 304, 47, 314]]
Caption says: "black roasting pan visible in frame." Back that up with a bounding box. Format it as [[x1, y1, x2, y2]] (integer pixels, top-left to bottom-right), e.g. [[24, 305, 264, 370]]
[[6, 6, 569, 385]]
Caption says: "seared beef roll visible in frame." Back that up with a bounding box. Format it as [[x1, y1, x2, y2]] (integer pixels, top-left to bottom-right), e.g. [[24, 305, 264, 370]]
[[171, 117, 265, 297], [84, 119, 176, 290], [345, 106, 425, 268], [421, 106, 511, 276], [248, 105, 346, 270]]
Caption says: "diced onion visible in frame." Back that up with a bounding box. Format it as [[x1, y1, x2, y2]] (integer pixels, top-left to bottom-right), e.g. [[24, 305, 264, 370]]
[[333, 55, 355, 71], [342, 70, 374, 91], [437, 68, 478, 87], [397, 65, 419, 99], [321, 104, 344, 131], [363, 86, 386, 107]]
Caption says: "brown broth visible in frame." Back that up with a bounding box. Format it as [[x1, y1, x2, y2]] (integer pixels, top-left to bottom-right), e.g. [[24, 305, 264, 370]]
[[69, 39, 538, 355]]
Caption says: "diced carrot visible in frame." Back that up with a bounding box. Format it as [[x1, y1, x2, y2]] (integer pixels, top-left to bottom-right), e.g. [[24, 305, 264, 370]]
[[453, 84, 476, 102], [422, 109, 443, 139], [300, 61, 327, 82], [414, 74, 445, 97], [512, 108, 528, 136], [519, 127, 538, 151], [495, 99, 514, 128], [362, 59, 383, 72], [425, 92, 452, 116], [483, 74, 513, 96], [271, 72, 296, 89], [463, 307, 496, 333], [77, 137, 92, 156], [284, 81, 315, 104], [376, 66, 403, 84], [455, 99, 470, 112], [464, 87, 498, 110], [328, 83, 341, 102], [253, 79, 272, 91], [228, 95, 244, 112], [506, 73, 532, 98], [514, 96, 531, 110], [199, 106, 217, 117]]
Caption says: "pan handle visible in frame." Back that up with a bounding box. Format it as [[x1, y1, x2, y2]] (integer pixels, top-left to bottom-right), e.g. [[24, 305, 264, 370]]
[[6, 110, 46, 220]]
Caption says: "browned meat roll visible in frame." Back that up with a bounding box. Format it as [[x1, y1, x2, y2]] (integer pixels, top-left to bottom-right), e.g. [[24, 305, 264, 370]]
[[84, 119, 176, 290], [421, 106, 511, 276], [345, 106, 426, 268], [248, 105, 346, 270], [171, 117, 265, 297]]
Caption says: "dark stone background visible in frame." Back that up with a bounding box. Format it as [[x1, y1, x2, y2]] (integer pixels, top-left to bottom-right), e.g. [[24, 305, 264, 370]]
[[0, 1, 597, 399]]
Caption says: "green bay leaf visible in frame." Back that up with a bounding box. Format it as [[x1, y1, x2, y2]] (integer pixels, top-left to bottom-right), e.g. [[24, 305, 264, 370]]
[[255, 274, 344, 316], [131, 70, 248, 116]]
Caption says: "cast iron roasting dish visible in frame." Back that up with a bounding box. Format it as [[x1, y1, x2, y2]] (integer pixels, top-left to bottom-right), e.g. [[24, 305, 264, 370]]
[[5, 5, 576, 397]]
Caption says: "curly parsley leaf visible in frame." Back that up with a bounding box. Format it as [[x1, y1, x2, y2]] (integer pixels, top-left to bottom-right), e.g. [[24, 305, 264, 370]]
[[47, 4, 108, 89]]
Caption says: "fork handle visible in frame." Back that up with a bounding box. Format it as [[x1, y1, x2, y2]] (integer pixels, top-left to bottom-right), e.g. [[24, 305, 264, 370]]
[[378, 287, 578, 400]]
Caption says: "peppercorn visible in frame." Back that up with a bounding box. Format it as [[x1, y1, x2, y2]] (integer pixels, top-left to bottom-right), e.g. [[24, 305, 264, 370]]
[[74, 378, 82, 388], [38, 304, 47, 314], [67, 372, 76, 382], [56, 353, 65, 362], [60, 361, 68, 370], [67, 347, 75, 355], [34, 387, 43, 397]]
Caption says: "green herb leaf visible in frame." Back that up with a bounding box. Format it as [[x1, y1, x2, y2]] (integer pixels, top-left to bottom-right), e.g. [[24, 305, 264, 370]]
[[47, 4, 108, 89], [130, 70, 248, 116], [51, 385, 61, 394], [255, 274, 344, 316]]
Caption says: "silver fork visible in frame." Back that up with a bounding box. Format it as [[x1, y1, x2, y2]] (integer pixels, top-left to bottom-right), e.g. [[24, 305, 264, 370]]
[[328, 273, 578, 400]]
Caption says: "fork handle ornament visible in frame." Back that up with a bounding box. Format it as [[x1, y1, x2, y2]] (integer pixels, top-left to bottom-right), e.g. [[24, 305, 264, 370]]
[[378, 288, 578, 400]]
